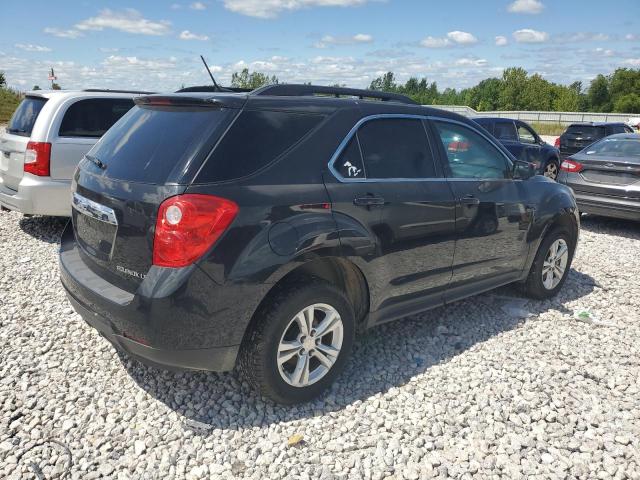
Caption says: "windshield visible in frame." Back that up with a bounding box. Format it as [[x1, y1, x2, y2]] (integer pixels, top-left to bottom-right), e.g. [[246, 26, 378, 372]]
[[85, 105, 234, 184], [584, 137, 640, 161], [7, 96, 48, 137]]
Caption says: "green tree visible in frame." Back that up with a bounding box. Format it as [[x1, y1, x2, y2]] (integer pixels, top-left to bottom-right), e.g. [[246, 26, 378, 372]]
[[553, 86, 581, 111], [498, 67, 528, 110], [613, 93, 640, 113], [52, 83, 61, 90], [609, 68, 640, 107], [230, 68, 279, 89], [586, 74, 611, 112], [0, 71, 6, 88], [369, 72, 397, 92], [32, 85, 41, 90]]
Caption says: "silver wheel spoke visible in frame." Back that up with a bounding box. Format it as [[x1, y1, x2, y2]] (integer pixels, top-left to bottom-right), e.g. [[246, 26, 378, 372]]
[[315, 344, 339, 367], [290, 354, 309, 385], [543, 271, 554, 289], [278, 340, 302, 364], [315, 311, 340, 337], [542, 238, 569, 290]]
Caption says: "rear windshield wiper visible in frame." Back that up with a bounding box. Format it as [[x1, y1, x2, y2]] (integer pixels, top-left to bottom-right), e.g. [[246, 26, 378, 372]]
[[7, 128, 28, 134], [85, 154, 106, 170]]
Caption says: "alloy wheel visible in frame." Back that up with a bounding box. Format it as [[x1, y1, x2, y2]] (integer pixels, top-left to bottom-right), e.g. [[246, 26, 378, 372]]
[[277, 303, 344, 387], [542, 238, 569, 289]]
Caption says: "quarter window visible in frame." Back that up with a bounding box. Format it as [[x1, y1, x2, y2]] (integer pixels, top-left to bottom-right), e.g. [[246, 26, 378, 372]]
[[434, 121, 510, 179], [493, 122, 517, 141], [59, 99, 134, 138], [335, 137, 365, 179], [356, 118, 437, 179]]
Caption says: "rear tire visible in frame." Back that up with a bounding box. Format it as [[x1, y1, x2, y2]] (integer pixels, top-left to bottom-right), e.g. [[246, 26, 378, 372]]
[[543, 158, 560, 180], [238, 278, 355, 404], [522, 227, 575, 299]]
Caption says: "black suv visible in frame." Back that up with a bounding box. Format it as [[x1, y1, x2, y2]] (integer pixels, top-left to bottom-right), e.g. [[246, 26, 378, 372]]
[[60, 85, 580, 403], [558, 122, 634, 158], [473, 117, 561, 180]]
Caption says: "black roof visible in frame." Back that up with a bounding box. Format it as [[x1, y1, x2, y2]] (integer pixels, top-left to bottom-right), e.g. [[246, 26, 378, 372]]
[[568, 121, 628, 127]]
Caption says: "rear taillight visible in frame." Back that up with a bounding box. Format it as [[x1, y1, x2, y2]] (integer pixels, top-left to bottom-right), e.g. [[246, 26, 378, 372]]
[[153, 194, 238, 268], [554, 137, 560, 148], [560, 159, 583, 173], [24, 141, 51, 176]]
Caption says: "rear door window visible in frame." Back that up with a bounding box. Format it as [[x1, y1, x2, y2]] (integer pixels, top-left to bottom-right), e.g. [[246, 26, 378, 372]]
[[59, 98, 134, 138], [7, 96, 48, 137], [196, 110, 324, 183], [335, 137, 365, 179], [356, 118, 437, 179], [493, 121, 517, 141]]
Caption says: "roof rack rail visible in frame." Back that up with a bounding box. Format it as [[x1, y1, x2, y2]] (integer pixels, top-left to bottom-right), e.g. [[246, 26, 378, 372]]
[[175, 85, 252, 93], [250, 84, 417, 105], [83, 88, 155, 94]]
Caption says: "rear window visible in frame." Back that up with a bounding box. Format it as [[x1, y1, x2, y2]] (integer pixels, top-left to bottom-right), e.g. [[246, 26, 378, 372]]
[[86, 105, 234, 184], [584, 137, 640, 160], [7, 96, 47, 137], [565, 125, 605, 138], [59, 98, 134, 138], [195, 110, 324, 183]]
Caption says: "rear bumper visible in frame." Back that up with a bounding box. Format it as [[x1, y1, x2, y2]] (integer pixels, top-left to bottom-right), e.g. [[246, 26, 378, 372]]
[[59, 223, 243, 372], [0, 173, 71, 216], [573, 192, 640, 221]]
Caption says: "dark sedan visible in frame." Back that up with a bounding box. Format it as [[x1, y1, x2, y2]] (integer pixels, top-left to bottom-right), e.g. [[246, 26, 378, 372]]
[[558, 133, 640, 221]]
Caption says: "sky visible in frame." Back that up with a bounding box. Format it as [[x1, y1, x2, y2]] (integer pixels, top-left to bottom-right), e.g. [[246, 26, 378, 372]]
[[1, 0, 639, 92]]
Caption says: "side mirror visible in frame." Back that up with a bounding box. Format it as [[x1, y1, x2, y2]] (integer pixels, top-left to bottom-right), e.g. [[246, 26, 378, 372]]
[[513, 160, 536, 180]]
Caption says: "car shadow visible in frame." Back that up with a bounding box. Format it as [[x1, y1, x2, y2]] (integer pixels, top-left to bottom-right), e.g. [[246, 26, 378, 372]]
[[119, 266, 596, 432], [18, 215, 68, 244], [580, 214, 639, 240]]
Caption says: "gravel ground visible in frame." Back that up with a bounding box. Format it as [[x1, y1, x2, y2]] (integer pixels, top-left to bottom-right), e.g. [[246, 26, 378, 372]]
[[1, 211, 639, 480]]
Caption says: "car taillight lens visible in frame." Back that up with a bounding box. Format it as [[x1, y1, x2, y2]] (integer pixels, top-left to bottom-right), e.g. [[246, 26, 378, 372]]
[[554, 137, 560, 148], [153, 194, 238, 268], [560, 159, 583, 173], [24, 141, 51, 176]]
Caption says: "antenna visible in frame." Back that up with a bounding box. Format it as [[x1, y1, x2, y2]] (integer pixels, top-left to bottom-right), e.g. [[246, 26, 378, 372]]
[[200, 55, 220, 91]]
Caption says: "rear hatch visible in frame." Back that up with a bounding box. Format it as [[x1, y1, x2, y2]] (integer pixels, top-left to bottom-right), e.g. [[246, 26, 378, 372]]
[[71, 95, 241, 292], [560, 125, 605, 156], [0, 95, 48, 190]]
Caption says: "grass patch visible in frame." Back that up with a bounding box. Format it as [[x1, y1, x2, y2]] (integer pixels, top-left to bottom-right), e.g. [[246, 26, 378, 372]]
[[530, 122, 565, 136], [0, 88, 23, 124]]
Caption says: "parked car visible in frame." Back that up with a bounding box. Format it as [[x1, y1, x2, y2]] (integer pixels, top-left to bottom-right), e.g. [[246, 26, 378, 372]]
[[60, 85, 580, 403], [558, 133, 640, 221], [0, 89, 147, 217], [556, 122, 634, 158], [473, 117, 561, 180]]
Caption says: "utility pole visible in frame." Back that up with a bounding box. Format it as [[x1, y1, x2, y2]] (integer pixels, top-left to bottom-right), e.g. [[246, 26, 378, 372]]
[[48, 68, 56, 89]]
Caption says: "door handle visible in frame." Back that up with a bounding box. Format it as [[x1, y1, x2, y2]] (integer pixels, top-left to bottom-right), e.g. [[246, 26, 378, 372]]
[[353, 195, 385, 207], [460, 195, 480, 206]]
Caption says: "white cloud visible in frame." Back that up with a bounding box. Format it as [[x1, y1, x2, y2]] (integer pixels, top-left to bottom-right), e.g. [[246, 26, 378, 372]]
[[625, 34, 638, 41], [594, 48, 614, 57], [420, 31, 477, 48], [623, 58, 640, 66], [170, 3, 182, 9], [179, 30, 209, 41], [513, 29, 549, 43], [447, 31, 477, 45], [75, 9, 171, 36], [221, 0, 371, 19], [507, 0, 544, 14], [43, 27, 83, 39], [454, 58, 488, 67], [495, 35, 508, 46], [190, 2, 207, 9], [15, 43, 52, 52], [314, 33, 374, 48], [99, 47, 119, 53]]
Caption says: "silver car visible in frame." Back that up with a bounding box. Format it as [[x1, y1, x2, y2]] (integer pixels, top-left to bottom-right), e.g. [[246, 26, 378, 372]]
[[0, 90, 143, 217]]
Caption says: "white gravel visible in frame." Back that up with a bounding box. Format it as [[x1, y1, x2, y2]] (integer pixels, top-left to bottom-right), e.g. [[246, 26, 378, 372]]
[[1, 210, 639, 479]]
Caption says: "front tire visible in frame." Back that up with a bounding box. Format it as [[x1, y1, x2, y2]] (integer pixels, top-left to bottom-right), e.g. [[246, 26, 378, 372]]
[[238, 278, 355, 404], [522, 227, 575, 299]]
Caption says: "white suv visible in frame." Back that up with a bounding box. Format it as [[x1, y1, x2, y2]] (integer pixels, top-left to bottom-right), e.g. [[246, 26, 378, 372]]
[[0, 90, 145, 216]]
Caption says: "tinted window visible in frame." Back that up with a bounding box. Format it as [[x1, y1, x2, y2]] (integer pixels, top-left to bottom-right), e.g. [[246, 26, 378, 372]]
[[565, 125, 605, 138], [434, 121, 509, 179], [7, 96, 47, 137], [517, 124, 536, 144], [473, 119, 493, 134], [59, 99, 134, 138], [197, 110, 324, 183], [356, 118, 436, 179], [584, 137, 640, 160], [493, 121, 517, 141], [335, 137, 365, 179], [87, 105, 233, 184]]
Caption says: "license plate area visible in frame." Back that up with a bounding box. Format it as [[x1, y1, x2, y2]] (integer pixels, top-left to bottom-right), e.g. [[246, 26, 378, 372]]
[[72, 192, 118, 261]]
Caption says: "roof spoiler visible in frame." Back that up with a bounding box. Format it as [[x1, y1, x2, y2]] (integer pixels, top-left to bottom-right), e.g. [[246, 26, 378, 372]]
[[134, 95, 223, 107]]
